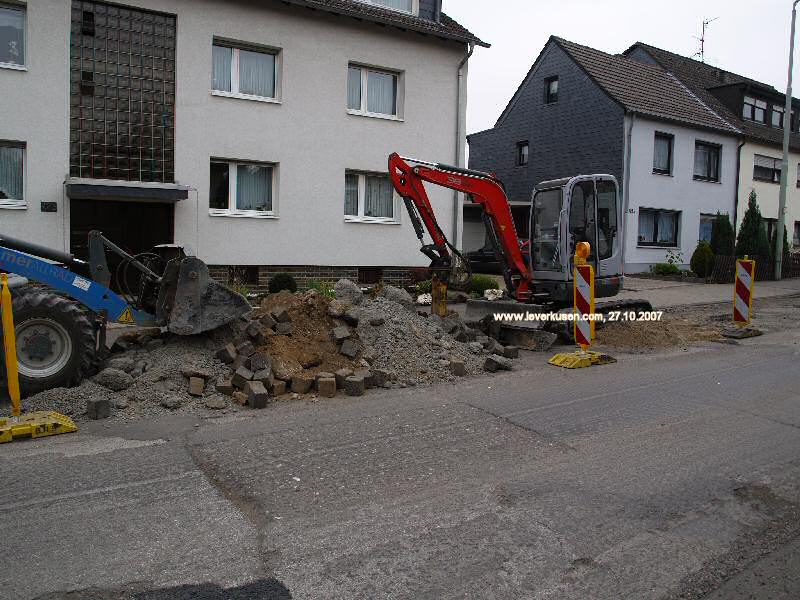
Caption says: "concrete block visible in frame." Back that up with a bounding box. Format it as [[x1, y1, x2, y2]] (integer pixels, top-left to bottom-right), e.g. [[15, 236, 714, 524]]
[[232, 366, 254, 389], [317, 377, 337, 398], [340, 339, 358, 358], [372, 369, 390, 387], [335, 368, 354, 389], [210, 346, 236, 367], [230, 355, 247, 371], [245, 322, 263, 341], [344, 376, 366, 396], [272, 380, 287, 396], [503, 346, 520, 359], [354, 369, 375, 389], [450, 359, 467, 377], [236, 341, 256, 357], [331, 326, 351, 344], [232, 391, 248, 406], [86, 398, 110, 420], [271, 307, 291, 323], [315, 372, 335, 384], [484, 354, 513, 373], [215, 378, 235, 397], [248, 352, 271, 372], [245, 380, 270, 409], [291, 375, 314, 394], [188, 377, 205, 397], [259, 313, 277, 330], [252, 369, 274, 388]]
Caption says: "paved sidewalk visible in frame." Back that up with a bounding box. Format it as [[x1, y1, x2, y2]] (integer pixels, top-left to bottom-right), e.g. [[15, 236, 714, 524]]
[[618, 276, 800, 308]]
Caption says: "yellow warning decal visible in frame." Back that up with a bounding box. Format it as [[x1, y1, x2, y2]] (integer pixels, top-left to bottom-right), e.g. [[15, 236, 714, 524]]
[[118, 307, 135, 325]]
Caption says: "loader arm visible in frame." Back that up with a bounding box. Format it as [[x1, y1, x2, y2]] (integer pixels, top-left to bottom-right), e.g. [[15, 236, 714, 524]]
[[388, 153, 532, 302]]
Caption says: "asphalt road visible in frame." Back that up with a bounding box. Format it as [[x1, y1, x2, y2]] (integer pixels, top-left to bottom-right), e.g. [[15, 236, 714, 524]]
[[2, 322, 799, 599]]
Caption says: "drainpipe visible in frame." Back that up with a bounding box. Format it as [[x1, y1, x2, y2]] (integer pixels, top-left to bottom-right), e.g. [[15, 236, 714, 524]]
[[622, 113, 635, 272], [733, 139, 745, 233], [453, 41, 475, 249]]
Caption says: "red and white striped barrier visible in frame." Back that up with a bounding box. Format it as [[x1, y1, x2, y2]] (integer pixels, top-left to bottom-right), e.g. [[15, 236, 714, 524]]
[[733, 258, 755, 327], [574, 263, 595, 349]]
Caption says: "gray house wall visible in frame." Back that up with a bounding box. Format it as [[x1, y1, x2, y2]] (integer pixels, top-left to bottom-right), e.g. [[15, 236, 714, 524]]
[[468, 42, 626, 205]]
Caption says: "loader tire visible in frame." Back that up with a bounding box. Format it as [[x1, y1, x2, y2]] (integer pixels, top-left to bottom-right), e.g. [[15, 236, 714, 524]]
[[1, 292, 96, 398]]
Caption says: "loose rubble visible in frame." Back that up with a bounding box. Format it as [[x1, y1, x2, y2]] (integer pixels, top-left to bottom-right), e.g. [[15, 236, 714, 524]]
[[15, 279, 520, 422]]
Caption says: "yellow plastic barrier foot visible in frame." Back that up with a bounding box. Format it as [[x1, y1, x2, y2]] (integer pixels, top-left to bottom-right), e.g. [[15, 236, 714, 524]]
[[0, 412, 78, 444], [548, 350, 617, 369]]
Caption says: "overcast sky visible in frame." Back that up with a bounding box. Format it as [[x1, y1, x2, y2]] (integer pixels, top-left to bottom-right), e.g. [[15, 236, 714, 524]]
[[446, 0, 800, 135]]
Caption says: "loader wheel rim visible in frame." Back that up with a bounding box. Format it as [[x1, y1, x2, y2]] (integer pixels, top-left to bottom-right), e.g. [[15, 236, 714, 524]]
[[16, 319, 73, 379]]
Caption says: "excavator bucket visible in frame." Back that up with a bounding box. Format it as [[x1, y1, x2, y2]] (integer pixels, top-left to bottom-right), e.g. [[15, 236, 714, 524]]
[[156, 257, 250, 335]]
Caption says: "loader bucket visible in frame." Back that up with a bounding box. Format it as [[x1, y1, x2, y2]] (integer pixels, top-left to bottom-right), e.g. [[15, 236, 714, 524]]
[[156, 257, 250, 335]]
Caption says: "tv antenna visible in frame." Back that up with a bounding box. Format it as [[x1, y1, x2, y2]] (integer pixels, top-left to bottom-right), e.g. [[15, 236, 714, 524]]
[[693, 17, 719, 62]]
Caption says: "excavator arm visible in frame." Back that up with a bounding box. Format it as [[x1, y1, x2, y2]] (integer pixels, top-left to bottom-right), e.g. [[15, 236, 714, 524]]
[[388, 153, 532, 302]]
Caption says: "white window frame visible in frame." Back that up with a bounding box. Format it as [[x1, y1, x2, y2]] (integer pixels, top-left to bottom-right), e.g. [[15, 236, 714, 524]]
[[209, 159, 278, 219], [0, 2, 26, 71], [344, 171, 401, 225], [0, 141, 25, 210], [347, 64, 403, 121], [354, 0, 419, 16], [211, 41, 281, 104]]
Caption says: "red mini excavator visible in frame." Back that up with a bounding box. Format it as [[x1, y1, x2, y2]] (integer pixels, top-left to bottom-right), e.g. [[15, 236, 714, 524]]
[[389, 153, 650, 312]]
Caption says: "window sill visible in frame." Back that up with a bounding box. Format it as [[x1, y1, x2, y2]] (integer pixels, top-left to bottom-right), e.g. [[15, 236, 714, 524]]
[[636, 244, 679, 249], [652, 171, 673, 177], [347, 109, 403, 122], [0, 62, 26, 72], [0, 201, 26, 210], [211, 90, 281, 105], [344, 216, 400, 225], [209, 209, 277, 219], [692, 177, 721, 184], [753, 178, 779, 185]]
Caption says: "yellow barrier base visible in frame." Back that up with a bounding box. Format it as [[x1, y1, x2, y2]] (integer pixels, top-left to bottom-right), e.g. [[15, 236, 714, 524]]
[[0, 412, 78, 443], [548, 350, 617, 369]]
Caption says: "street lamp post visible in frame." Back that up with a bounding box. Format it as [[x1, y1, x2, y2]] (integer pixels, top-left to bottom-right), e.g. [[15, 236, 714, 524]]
[[775, 0, 800, 280]]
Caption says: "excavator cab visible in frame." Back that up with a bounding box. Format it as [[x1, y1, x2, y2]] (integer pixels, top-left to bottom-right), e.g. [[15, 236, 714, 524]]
[[530, 175, 623, 303]]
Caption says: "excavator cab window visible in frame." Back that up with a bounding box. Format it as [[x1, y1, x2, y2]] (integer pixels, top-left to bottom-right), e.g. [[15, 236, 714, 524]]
[[568, 181, 597, 263], [596, 180, 618, 260], [531, 187, 563, 271]]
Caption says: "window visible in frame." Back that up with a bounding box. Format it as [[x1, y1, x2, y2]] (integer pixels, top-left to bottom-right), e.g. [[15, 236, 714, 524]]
[[0, 142, 24, 208], [794, 221, 800, 246], [754, 154, 781, 184], [348, 65, 399, 118], [344, 171, 397, 222], [0, 3, 24, 67], [517, 142, 529, 166], [763, 218, 778, 243], [212, 41, 278, 100], [638, 208, 680, 247], [694, 141, 721, 182], [653, 132, 673, 175], [743, 96, 767, 122], [544, 76, 559, 104], [797, 163, 800, 188], [355, 0, 414, 14], [772, 105, 785, 128], [699, 214, 714, 243], [210, 160, 275, 217]]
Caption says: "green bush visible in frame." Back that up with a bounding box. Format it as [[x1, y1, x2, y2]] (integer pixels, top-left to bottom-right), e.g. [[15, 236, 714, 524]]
[[735, 191, 771, 259], [710, 212, 735, 256], [415, 279, 433, 295], [652, 263, 681, 276], [268, 273, 297, 294], [308, 280, 335, 298], [468, 274, 501, 296], [690, 241, 714, 278]]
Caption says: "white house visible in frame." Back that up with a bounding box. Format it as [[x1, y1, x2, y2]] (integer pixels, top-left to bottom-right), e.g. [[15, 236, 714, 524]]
[[0, 0, 485, 289]]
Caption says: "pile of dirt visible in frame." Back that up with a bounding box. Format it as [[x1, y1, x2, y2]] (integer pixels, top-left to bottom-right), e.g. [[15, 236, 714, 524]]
[[596, 315, 724, 351], [11, 281, 518, 422]]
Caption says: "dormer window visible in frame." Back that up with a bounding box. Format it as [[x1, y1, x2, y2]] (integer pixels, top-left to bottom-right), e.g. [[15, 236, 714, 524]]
[[743, 96, 767, 123], [355, 0, 416, 15]]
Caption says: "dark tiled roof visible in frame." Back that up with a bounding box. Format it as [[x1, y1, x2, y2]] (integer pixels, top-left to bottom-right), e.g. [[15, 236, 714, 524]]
[[553, 37, 739, 134], [278, 0, 488, 47], [624, 42, 800, 152]]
